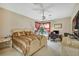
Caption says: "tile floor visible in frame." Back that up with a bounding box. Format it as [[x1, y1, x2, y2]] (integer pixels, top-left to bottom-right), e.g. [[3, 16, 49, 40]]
[[0, 40, 79, 56]]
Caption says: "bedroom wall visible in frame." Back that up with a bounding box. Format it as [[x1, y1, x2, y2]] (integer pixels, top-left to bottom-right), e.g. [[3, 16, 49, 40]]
[[50, 17, 72, 35], [50, 4, 79, 35], [0, 7, 35, 36]]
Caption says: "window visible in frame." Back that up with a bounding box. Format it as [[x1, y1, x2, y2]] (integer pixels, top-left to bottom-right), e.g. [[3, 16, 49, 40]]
[[43, 22, 50, 32], [35, 22, 51, 32]]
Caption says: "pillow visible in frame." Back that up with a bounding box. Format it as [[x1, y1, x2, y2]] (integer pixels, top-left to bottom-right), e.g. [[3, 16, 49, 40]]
[[29, 31, 33, 35], [12, 32, 19, 37], [19, 31, 25, 36], [25, 31, 29, 36]]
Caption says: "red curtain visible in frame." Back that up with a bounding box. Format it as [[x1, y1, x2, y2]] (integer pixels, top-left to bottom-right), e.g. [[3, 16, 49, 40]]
[[35, 22, 51, 32], [35, 22, 41, 32]]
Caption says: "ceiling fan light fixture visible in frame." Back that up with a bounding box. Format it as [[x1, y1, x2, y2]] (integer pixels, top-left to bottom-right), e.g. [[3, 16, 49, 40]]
[[42, 15, 46, 20]]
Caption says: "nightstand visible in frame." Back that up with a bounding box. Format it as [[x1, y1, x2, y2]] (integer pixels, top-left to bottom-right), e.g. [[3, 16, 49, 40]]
[[0, 37, 12, 49]]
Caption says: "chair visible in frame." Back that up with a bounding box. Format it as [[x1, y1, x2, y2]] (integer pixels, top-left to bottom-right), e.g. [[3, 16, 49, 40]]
[[48, 31, 62, 41]]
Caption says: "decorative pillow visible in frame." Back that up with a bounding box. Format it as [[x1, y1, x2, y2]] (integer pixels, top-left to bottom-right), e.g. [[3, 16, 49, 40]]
[[29, 31, 33, 35], [12, 32, 19, 37], [25, 31, 31, 36], [19, 31, 25, 36]]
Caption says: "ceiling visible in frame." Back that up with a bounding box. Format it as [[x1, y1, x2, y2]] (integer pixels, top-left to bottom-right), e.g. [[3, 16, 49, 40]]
[[0, 3, 76, 21]]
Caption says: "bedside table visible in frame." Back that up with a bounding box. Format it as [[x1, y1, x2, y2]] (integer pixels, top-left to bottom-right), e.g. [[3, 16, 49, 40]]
[[0, 37, 12, 49]]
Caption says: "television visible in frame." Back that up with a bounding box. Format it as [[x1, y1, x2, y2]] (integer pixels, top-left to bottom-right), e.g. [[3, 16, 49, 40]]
[[53, 30, 59, 34]]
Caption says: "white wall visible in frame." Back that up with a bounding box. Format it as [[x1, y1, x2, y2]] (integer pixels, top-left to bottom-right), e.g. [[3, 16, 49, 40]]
[[50, 4, 79, 35], [50, 17, 72, 35], [0, 7, 35, 37]]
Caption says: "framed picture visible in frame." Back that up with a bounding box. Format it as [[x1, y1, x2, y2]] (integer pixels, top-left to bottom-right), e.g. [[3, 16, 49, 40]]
[[54, 24, 62, 29]]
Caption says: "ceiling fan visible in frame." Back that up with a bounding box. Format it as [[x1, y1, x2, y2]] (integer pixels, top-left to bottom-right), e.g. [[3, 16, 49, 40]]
[[33, 3, 53, 20]]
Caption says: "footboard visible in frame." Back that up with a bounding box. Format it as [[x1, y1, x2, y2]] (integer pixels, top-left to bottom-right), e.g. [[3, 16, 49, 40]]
[[12, 37, 29, 55]]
